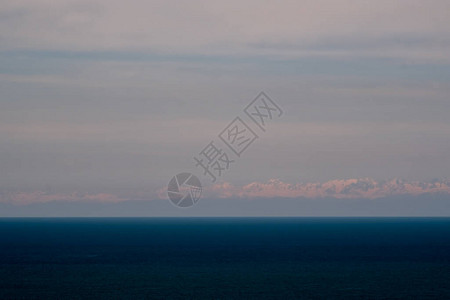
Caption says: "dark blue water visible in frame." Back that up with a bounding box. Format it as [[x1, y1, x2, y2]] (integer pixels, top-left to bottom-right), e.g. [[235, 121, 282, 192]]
[[1, 218, 450, 299]]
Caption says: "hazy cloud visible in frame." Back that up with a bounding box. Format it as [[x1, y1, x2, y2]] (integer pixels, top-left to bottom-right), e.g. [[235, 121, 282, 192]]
[[203, 178, 450, 199], [3, 178, 450, 206], [1, 1, 450, 62]]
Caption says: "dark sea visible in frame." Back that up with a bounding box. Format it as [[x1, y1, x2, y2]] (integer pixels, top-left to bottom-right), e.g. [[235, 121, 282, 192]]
[[1, 218, 450, 299]]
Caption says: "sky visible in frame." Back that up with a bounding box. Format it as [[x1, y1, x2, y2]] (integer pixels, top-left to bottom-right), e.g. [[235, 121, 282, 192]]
[[1, 0, 450, 216]]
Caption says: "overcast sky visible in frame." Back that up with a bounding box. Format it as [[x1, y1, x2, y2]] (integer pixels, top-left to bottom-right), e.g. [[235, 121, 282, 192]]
[[1, 0, 450, 215]]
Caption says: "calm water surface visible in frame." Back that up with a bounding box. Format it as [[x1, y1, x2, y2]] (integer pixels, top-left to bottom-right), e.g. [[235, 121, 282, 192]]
[[0, 217, 449, 299]]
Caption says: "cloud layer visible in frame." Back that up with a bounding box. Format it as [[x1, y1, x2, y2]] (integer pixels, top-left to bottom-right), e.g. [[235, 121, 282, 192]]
[[3, 178, 450, 206], [0, 191, 125, 206], [2, 0, 450, 62], [1, 1, 450, 216], [205, 178, 450, 200], [1, 178, 449, 218]]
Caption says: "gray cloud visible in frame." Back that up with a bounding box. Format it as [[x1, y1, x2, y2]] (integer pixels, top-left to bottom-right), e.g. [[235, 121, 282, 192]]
[[1, 1, 450, 61]]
